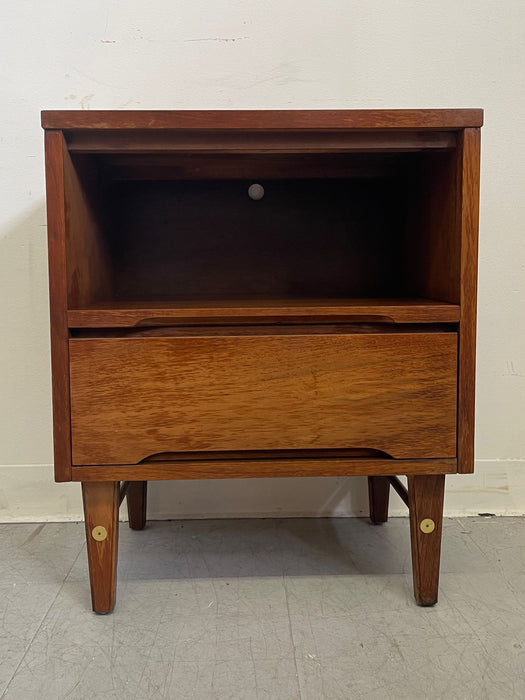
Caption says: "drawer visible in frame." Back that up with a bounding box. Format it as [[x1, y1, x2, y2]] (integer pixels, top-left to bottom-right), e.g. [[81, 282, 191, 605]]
[[69, 331, 457, 465]]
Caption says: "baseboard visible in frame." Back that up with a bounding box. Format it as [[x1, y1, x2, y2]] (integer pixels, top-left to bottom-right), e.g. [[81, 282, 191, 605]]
[[0, 460, 523, 522]]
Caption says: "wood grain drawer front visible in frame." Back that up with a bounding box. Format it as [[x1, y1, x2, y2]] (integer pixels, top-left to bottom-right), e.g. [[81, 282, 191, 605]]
[[69, 333, 457, 465]]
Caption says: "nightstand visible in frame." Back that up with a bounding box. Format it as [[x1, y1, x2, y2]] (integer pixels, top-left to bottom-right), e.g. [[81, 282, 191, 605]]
[[42, 109, 482, 612]]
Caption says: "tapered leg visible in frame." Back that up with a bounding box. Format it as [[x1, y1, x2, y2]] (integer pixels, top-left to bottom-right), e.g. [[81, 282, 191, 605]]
[[126, 481, 148, 530], [368, 476, 390, 524], [408, 474, 445, 606], [82, 481, 119, 614]]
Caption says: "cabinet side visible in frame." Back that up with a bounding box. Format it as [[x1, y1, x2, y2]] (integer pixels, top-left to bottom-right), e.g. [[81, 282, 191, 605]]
[[457, 128, 481, 473], [44, 131, 72, 481]]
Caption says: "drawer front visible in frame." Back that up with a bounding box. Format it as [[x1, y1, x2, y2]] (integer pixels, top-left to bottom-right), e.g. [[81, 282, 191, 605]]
[[69, 333, 457, 465]]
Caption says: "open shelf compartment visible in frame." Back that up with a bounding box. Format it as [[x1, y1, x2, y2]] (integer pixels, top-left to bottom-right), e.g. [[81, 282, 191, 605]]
[[62, 149, 462, 327]]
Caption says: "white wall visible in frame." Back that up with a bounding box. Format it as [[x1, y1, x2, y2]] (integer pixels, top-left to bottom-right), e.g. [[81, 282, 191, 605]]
[[1, 1, 524, 522]]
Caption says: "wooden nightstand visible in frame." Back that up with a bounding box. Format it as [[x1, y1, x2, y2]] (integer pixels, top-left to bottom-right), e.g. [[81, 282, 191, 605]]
[[42, 109, 482, 613]]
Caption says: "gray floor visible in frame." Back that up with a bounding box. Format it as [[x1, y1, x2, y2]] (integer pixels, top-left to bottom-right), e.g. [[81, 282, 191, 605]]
[[0, 516, 524, 700]]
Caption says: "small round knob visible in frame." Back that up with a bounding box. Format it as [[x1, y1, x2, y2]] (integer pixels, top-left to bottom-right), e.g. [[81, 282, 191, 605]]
[[248, 183, 265, 200]]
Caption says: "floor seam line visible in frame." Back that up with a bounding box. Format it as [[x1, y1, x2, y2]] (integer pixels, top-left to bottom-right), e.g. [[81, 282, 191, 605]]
[[283, 572, 304, 700]]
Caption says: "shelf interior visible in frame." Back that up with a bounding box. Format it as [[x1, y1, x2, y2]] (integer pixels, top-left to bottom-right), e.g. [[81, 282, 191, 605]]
[[63, 149, 461, 321]]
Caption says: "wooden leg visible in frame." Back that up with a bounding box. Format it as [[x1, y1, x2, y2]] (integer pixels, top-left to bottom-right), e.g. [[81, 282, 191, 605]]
[[82, 481, 119, 614], [408, 474, 445, 606], [126, 481, 148, 530], [368, 476, 390, 524]]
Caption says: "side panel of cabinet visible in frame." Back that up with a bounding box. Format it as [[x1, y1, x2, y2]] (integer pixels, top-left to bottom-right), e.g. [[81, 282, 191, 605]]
[[457, 128, 481, 473], [405, 128, 480, 473], [44, 131, 71, 482]]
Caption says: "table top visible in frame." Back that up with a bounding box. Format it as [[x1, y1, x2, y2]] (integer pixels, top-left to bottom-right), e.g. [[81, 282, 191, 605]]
[[41, 108, 483, 131]]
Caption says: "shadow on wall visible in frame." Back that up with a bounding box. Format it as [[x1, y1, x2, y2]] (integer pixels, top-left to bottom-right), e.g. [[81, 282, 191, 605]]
[[0, 201, 53, 465], [146, 476, 370, 520], [0, 201, 80, 523]]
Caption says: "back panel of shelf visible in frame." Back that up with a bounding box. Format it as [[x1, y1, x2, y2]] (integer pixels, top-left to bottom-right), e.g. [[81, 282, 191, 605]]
[[108, 176, 406, 302]]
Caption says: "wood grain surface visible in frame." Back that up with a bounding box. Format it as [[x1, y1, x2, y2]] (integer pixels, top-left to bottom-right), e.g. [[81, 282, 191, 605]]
[[82, 481, 119, 614], [71, 459, 457, 482], [368, 476, 391, 524], [457, 128, 481, 473], [69, 332, 457, 465], [99, 152, 410, 181], [44, 131, 72, 482], [41, 109, 483, 131], [67, 299, 460, 328], [408, 474, 445, 606], [406, 150, 460, 304], [62, 152, 112, 307], [63, 130, 457, 154], [126, 481, 147, 530]]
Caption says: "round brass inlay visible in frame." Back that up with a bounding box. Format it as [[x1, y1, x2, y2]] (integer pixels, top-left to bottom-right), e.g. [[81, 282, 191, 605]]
[[92, 525, 108, 541], [420, 518, 435, 534]]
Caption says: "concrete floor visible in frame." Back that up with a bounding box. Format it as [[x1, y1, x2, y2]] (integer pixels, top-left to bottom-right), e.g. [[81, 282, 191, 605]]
[[0, 516, 524, 700]]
